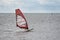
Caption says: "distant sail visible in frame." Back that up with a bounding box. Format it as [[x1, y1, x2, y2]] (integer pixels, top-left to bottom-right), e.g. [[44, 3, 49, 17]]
[[15, 9, 28, 29]]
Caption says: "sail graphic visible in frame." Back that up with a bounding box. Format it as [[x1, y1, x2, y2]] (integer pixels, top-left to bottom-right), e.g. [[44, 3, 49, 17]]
[[15, 9, 28, 29]]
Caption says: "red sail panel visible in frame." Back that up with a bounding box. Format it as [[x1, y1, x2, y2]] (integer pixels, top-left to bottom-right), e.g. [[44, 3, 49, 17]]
[[15, 9, 28, 29]]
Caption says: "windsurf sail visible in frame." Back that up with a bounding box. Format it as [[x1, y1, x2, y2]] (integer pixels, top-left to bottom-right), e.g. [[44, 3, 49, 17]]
[[15, 9, 28, 29]]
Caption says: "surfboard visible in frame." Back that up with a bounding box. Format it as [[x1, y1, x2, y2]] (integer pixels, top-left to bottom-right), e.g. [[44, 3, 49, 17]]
[[25, 28, 33, 32]]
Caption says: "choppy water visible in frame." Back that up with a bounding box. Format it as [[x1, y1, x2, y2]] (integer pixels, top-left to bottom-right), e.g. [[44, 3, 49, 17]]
[[0, 13, 60, 40]]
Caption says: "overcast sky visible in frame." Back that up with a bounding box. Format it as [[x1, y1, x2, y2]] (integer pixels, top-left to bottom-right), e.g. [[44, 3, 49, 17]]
[[0, 0, 60, 13]]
